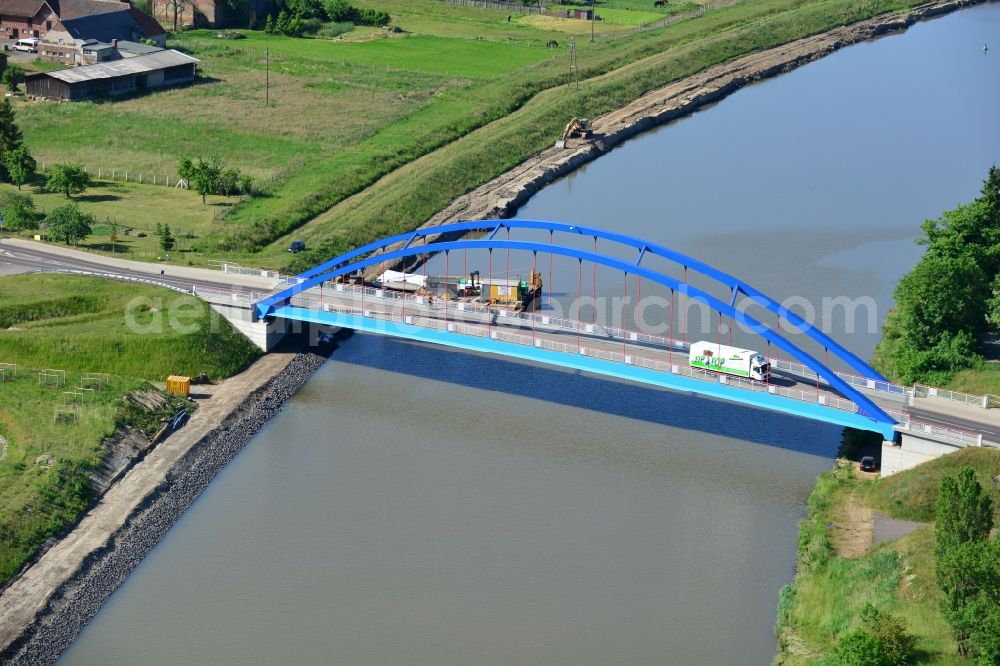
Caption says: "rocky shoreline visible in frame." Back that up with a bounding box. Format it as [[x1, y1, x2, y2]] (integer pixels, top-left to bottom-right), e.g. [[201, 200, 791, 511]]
[[3, 349, 331, 665]]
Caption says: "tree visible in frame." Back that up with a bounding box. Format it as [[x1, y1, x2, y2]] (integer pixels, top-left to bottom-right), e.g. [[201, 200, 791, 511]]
[[0, 97, 21, 153], [46, 164, 90, 199], [219, 168, 239, 197], [895, 253, 988, 347], [935, 468, 996, 658], [2, 65, 23, 93], [44, 202, 94, 244], [159, 224, 176, 254], [0, 191, 37, 234], [191, 157, 223, 204], [276, 9, 290, 33], [168, 0, 192, 31], [264, 13, 275, 33], [178, 156, 252, 203], [935, 468, 994, 557], [324, 0, 354, 21], [238, 173, 254, 199], [286, 0, 325, 19], [4, 145, 35, 189]]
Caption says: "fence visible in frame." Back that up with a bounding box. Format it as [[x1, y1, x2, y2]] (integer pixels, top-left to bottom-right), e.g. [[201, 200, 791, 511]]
[[210, 262, 283, 284], [912, 384, 989, 409], [438, 0, 717, 41], [36, 161, 185, 189], [192, 285, 263, 305], [275, 283, 1000, 445], [440, 0, 544, 13], [896, 418, 983, 447], [286, 289, 881, 420]]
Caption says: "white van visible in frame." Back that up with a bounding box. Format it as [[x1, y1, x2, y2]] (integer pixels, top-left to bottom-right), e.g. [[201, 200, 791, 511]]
[[13, 38, 39, 53]]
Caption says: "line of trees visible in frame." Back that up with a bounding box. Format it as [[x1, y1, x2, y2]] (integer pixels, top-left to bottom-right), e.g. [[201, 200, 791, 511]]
[[934, 467, 999, 662], [263, 0, 390, 37], [177, 156, 254, 204], [873, 166, 1000, 384]]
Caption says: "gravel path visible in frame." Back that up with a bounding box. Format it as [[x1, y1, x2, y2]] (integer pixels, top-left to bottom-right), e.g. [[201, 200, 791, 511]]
[[3, 349, 330, 665]]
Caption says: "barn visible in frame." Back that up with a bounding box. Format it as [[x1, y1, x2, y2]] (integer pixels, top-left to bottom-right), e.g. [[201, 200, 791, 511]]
[[25, 49, 199, 101]]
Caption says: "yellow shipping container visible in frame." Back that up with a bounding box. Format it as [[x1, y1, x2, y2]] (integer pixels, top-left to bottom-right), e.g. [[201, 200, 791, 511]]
[[166, 375, 191, 398]]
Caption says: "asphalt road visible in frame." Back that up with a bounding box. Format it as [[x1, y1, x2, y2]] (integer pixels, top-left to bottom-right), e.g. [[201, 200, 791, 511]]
[[0, 241, 262, 295], [4, 239, 999, 442]]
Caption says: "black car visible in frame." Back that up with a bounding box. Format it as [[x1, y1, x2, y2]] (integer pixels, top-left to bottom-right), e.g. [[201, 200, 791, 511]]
[[859, 456, 877, 472]]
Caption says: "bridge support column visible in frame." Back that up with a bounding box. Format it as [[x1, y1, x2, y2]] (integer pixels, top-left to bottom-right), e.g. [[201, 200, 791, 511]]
[[204, 300, 288, 352], [881, 433, 966, 477]]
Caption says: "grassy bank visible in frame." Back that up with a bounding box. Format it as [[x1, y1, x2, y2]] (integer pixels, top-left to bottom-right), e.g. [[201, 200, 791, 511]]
[[0, 274, 261, 583], [0, 274, 260, 378], [775, 447, 1000, 664], [13, 0, 941, 269]]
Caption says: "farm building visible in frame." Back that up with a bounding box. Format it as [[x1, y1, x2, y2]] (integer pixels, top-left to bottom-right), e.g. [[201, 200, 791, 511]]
[[25, 49, 198, 100], [0, 0, 165, 60]]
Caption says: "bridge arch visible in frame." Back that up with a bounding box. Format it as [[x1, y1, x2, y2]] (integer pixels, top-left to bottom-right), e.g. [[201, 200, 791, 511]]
[[258, 222, 897, 438], [289, 220, 888, 382]]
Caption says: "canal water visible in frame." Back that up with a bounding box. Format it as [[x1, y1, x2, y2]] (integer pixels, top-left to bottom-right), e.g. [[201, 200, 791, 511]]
[[60, 6, 999, 665]]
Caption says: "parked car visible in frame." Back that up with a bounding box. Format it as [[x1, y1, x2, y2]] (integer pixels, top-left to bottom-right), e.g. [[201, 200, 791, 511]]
[[13, 38, 39, 53], [289, 240, 305, 253], [859, 456, 877, 472]]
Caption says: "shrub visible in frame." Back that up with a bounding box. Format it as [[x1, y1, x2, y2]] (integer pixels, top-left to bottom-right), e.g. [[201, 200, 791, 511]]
[[834, 630, 888, 666]]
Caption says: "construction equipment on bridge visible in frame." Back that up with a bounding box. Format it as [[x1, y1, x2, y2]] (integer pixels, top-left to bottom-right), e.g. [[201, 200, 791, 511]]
[[375, 268, 543, 310], [555, 118, 592, 148]]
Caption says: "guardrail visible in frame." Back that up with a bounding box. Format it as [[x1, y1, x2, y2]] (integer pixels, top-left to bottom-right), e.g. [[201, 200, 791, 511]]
[[210, 262, 283, 284], [192, 285, 262, 304], [293, 298, 878, 420], [896, 418, 983, 447], [33, 269, 192, 294], [912, 384, 989, 409], [284, 285, 996, 431]]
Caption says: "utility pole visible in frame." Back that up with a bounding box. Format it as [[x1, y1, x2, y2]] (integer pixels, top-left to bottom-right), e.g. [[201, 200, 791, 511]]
[[265, 47, 270, 107], [591, 0, 595, 42], [569, 37, 578, 90]]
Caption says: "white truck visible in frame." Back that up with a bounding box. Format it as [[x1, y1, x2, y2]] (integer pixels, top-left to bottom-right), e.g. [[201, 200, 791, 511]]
[[689, 341, 771, 381]]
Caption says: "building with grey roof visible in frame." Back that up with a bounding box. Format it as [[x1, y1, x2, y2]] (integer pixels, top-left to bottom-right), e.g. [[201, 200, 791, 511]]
[[25, 49, 199, 100]]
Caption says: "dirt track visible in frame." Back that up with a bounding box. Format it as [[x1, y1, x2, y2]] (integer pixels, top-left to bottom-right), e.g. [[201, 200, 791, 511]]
[[422, 0, 985, 229]]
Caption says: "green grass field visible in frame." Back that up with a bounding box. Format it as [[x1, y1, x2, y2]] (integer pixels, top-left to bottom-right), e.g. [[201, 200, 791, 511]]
[[12, 0, 936, 272], [945, 365, 1000, 399], [0, 180, 234, 261], [775, 449, 1000, 665], [0, 274, 261, 582]]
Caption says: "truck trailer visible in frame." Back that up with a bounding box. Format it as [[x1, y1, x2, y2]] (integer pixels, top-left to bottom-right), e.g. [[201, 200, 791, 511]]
[[689, 341, 771, 381]]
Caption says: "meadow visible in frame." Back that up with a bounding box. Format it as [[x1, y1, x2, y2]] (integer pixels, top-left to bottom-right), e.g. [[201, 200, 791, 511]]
[[0, 274, 261, 581], [10, 0, 940, 272]]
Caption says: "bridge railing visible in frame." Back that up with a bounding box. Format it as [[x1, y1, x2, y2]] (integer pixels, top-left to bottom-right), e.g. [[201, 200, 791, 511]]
[[292, 283, 917, 394], [912, 384, 989, 409], [291, 299, 888, 420], [281, 287, 996, 438], [192, 285, 262, 305], [895, 418, 983, 447], [771, 358, 908, 397], [211, 262, 283, 284]]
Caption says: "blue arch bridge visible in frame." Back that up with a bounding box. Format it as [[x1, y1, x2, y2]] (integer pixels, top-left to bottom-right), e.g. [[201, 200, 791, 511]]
[[256, 220, 911, 441]]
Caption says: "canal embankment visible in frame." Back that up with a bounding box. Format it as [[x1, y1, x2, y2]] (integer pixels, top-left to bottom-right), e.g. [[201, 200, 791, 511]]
[[420, 0, 987, 230], [0, 342, 335, 665], [773, 444, 1000, 664]]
